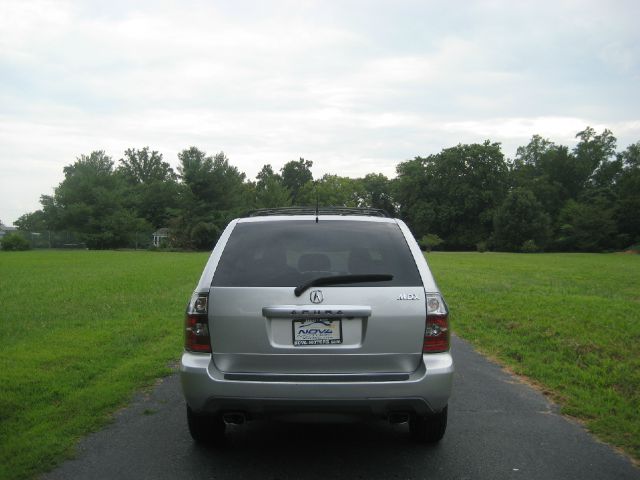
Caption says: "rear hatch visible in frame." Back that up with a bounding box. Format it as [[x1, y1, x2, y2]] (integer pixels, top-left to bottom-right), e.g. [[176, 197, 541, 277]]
[[208, 218, 426, 375]]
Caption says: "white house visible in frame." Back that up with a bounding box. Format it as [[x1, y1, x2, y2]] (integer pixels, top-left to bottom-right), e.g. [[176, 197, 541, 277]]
[[152, 228, 170, 247], [0, 224, 17, 239]]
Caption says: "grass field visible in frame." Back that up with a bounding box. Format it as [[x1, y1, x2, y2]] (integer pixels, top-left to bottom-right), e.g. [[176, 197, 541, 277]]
[[0, 251, 638, 479], [0, 250, 209, 480], [427, 252, 640, 462]]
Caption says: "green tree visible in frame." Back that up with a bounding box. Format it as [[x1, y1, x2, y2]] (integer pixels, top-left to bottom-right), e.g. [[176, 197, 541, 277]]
[[14, 210, 48, 232], [514, 134, 556, 167], [131, 180, 180, 229], [47, 151, 148, 248], [256, 164, 279, 189], [619, 141, 640, 168], [174, 148, 249, 248], [396, 141, 509, 249], [254, 164, 292, 208], [615, 142, 640, 244], [556, 199, 617, 252], [360, 173, 396, 215], [118, 147, 175, 184], [511, 130, 622, 248], [512, 144, 577, 220], [574, 127, 617, 185], [297, 174, 362, 207], [178, 148, 247, 212], [281, 158, 313, 204], [117, 148, 179, 229], [493, 188, 551, 252], [563, 129, 624, 251], [393, 157, 435, 238]]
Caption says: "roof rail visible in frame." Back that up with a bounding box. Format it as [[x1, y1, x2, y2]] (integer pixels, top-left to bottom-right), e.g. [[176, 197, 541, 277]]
[[247, 206, 390, 218]]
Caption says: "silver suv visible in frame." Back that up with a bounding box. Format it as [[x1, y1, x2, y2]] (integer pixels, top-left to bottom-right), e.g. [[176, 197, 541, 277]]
[[180, 208, 453, 443]]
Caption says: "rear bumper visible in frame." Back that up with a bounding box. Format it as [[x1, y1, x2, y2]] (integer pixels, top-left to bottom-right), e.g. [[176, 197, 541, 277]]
[[180, 352, 453, 418]]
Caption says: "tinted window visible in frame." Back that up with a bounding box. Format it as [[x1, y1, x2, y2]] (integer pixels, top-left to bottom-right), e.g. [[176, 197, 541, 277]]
[[212, 220, 422, 287]]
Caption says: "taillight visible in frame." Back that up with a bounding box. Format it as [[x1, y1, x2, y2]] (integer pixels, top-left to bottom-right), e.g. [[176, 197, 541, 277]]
[[185, 293, 211, 353], [423, 293, 449, 353]]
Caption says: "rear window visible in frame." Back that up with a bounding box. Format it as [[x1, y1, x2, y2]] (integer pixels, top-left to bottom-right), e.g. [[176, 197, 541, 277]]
[[211, 220, 422, 287]]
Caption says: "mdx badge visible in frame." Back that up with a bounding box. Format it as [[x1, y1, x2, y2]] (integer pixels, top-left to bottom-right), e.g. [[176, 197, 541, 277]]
[[310, 290, 324, 304], [397, 293, 420, 300]]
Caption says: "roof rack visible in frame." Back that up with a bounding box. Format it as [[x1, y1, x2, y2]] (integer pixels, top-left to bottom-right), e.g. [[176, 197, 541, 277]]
[[247, 207, 390, 218]]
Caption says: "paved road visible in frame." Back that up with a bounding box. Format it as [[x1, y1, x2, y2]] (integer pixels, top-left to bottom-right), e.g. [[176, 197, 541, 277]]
[[43, 336, 638, 480]]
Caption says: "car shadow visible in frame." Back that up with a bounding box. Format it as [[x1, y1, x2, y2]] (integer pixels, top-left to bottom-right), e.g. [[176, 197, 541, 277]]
[[185, 419, 447, 479]]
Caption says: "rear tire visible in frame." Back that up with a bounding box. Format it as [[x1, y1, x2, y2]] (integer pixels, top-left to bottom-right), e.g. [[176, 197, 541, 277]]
[[409, 406, 448, 443], [187, 405, 226, 444]]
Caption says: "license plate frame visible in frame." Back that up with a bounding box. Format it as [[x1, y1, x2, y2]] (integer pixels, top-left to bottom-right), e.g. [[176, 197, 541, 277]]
[[292, 319, 343, 346]]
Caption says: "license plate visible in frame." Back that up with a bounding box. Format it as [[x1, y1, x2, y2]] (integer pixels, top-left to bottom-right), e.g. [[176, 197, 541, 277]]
[[293, 319, 342, 346]]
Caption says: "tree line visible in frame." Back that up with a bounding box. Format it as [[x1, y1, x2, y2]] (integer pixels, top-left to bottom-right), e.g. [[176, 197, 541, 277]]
[[11, 127, 640, 252]]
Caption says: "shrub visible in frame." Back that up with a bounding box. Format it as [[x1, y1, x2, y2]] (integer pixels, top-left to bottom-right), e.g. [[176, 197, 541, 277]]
[[419, 233, 444, 252], [190, 222, 221, 250], [521, 239, 540, 253], [1, 233, 31, 251], [476, 241, 489, 253]]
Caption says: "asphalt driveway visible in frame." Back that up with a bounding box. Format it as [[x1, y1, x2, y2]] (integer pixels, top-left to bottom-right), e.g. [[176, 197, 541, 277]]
[[42, 336, 639, 480]]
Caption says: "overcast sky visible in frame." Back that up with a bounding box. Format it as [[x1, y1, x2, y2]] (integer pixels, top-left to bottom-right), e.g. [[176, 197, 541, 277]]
[[1, 0, 639, 224]]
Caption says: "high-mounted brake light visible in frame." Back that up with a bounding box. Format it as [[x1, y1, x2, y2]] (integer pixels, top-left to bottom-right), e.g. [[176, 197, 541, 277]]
[[423, 293, 449, 353], [185, 293, 211, 353]]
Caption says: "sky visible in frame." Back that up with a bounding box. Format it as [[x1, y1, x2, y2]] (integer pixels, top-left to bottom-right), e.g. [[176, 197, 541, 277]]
[[1, 0, 639, 225]]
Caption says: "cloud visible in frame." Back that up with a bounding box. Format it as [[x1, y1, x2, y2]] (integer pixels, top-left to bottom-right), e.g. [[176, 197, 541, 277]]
[[1, 0, 639, 223]]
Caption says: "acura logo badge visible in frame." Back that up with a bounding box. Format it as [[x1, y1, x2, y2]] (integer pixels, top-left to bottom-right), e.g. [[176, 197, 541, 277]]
[[310, 290, 324, 304]]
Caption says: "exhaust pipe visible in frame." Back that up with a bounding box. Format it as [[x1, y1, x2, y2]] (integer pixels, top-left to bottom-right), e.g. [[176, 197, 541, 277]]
[[223, 412, 246, 425], [388, 413, 410, 424]]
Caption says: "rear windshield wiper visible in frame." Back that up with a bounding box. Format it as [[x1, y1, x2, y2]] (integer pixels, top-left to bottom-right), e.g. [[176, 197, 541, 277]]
[[294, 274, 394, 297]]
